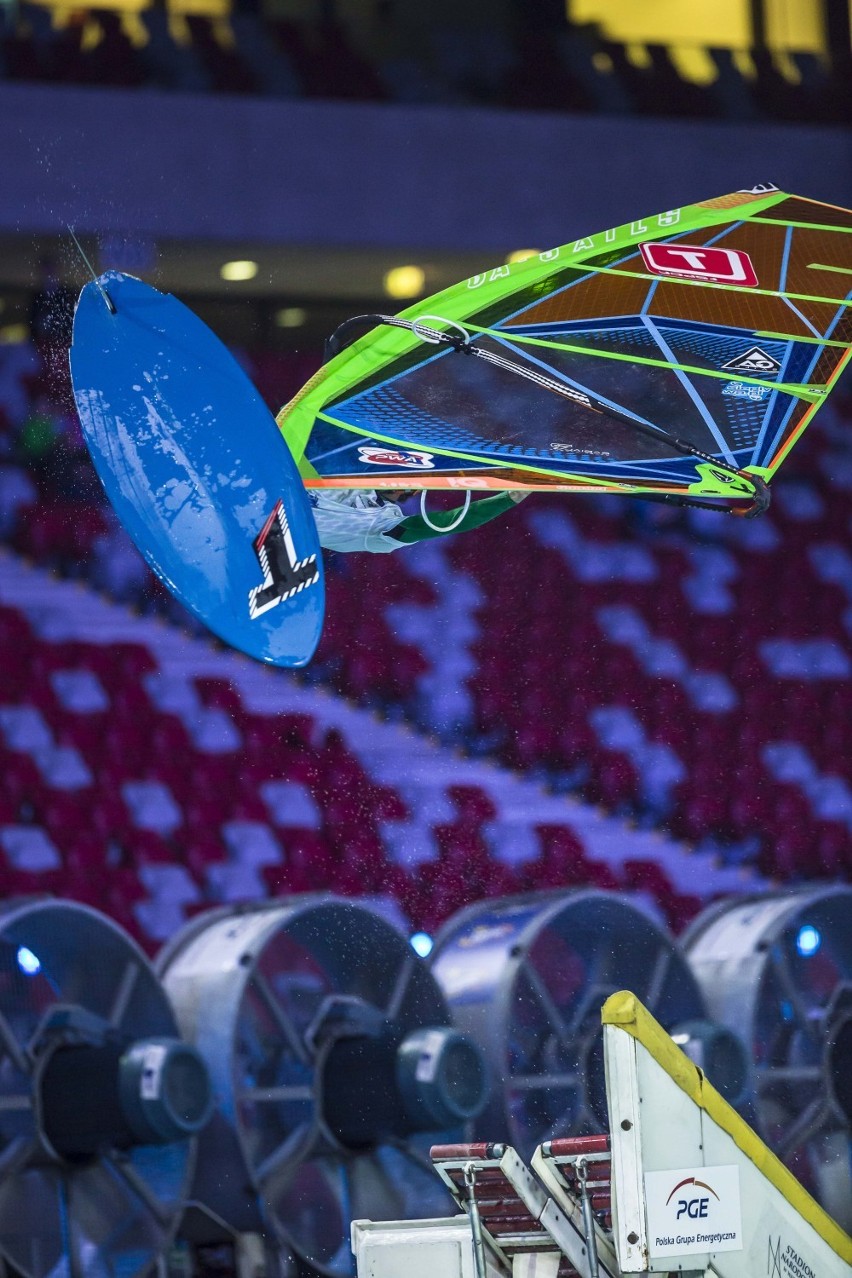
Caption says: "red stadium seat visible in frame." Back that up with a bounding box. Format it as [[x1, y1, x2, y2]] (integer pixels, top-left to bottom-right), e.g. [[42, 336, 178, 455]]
[[622, 858, 675, 898]]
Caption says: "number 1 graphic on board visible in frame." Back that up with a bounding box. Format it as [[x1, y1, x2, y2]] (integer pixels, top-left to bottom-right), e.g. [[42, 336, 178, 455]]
[[248, 499, 319, 619]]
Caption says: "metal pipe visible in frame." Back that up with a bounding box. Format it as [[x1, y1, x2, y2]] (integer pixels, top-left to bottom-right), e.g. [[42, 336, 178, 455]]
[[464, 1161, 488, 1278], [576, 1156, 600, 1278]]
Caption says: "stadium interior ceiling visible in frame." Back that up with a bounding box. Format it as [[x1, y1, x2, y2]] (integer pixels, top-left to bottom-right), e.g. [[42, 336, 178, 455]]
[[0, 0, 850, 121], [0, 232, 497, 350]]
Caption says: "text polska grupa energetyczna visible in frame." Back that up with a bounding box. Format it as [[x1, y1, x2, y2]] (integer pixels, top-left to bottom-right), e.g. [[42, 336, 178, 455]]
[[655, 1233, 737, 1248]]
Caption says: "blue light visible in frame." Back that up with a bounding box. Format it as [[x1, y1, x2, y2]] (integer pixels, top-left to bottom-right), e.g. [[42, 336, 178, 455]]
[[410, 932, 434, 958], [16, 946, 41, 976], [795, 924, 821, 958]]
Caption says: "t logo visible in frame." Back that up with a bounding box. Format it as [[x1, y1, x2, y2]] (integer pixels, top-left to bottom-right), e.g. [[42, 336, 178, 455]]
[[248, 499, 319, 619], [640, 242, 759, 287]]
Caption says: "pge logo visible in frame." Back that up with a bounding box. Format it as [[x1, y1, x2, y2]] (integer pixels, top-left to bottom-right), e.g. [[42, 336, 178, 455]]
[[640, 242, 759, 287], [666, 1176, 721, 1220], [358, 446, 435, 469], [645, 1163, 741, 1256]]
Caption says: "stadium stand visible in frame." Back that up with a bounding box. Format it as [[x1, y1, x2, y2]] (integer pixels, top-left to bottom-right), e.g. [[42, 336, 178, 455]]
[[0, 542, 754, 950], [1, 325, 850, 941], [0, 4, 849, 123]]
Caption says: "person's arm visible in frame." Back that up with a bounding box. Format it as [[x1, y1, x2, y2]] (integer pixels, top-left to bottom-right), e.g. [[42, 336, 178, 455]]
[[389, 491, 528, 545]]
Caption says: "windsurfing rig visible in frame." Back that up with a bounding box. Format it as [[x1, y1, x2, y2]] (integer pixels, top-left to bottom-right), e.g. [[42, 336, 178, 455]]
[[324, 311, 771, 518], [280, 186, 852, 520]]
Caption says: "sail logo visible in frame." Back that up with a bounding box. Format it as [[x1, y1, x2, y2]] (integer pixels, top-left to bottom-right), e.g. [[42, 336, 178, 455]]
[[721, 346, 781, 374], [722, 381, 769, 402], [358, 446, 435, 469], [640, 242, 759, 288], [465, 211, 682, 286]]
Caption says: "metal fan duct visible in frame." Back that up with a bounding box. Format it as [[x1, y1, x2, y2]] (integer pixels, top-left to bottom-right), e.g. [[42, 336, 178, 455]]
[[0, 898, 209, 1278], [683, 886, 852, 1230], [159, 896, 487, 1276], [430, 890, 725, 1159]]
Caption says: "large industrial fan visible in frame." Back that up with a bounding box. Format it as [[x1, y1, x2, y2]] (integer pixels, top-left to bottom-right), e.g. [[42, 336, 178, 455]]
[[0, 898, 212, 1278], [159, 896, 488, 1276], [684, 886, 852, 1230], [430, 890, 747, 1158]]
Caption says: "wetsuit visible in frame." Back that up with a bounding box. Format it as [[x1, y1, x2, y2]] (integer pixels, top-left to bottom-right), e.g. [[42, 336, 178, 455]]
[[309, 488, 526, 554]]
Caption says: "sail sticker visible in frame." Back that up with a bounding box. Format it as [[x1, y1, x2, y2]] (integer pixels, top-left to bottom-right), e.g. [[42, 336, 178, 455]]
[[721, 346, 781, 374], [640, 242, 759, 287], [722, 381, 770, 401], [550, 442, 612, 458], [357, 446, 435, 468], [248, 499, 319, 620]]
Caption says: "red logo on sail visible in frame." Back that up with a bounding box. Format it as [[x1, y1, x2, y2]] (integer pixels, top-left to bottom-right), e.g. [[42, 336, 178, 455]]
[[358, 446, 435, 469], [640, 243, 759, 288]]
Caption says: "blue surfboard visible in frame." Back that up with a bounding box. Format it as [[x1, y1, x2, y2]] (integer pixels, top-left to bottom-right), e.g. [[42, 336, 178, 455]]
[[70, 272, 324, 667]]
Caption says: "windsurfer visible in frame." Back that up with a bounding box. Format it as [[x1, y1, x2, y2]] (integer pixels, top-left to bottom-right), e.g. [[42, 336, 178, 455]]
[[308, 487, 529, 554]]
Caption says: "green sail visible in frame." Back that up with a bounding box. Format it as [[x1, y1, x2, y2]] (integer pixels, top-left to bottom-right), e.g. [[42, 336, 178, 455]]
[[278, 187, 852, 511]]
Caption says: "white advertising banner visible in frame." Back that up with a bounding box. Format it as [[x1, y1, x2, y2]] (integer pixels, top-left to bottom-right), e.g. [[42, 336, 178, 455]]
[[645, 1164, 743, 1258]]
